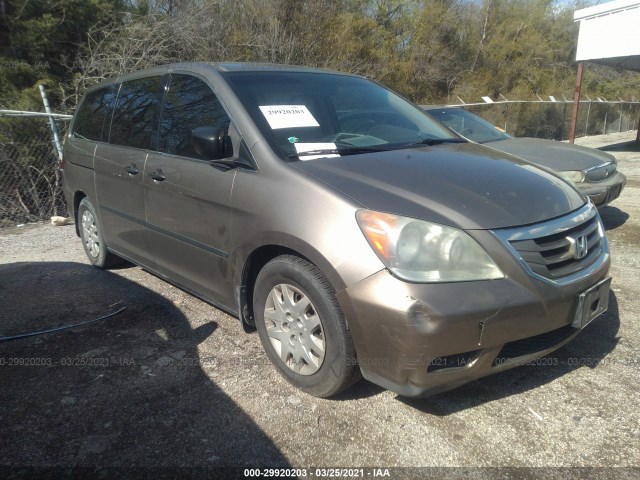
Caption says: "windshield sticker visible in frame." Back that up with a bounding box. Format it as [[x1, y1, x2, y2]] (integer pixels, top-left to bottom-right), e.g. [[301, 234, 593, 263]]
[[288, 136, 299, 144], [259, 105, 320, 130], [294, 143, 340, 161]]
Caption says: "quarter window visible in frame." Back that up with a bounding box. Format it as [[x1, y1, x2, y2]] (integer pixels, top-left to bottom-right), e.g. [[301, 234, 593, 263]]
[[159, 74, 231, 159], [110, 76, 163, 149], [73, 85, 117, 142]]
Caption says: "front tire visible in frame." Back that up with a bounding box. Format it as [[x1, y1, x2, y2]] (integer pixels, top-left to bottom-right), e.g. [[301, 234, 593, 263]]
[[78, 198, 122, 268], [253, 255, 360, 398]]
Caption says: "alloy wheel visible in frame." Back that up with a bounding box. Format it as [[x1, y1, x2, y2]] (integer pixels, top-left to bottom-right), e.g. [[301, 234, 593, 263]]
[[81, 209, 100, 258], [263, 283, 326, 375]]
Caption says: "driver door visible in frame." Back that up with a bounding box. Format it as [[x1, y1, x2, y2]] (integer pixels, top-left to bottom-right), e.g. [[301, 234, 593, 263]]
[[143, 73, 236, 306]]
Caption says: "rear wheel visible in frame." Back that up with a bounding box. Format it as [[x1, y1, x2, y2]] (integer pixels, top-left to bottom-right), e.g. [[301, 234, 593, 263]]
[[253, 255, 361, 397], [78, 198, 122, 268]]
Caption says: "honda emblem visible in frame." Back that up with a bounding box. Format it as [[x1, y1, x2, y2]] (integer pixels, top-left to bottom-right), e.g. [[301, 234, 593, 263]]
[[568, 234, 589, 260]]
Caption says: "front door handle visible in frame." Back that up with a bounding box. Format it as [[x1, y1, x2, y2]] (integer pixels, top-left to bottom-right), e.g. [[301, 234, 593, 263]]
[[148, 169, 166, 182], [124, 164, 139, 175]]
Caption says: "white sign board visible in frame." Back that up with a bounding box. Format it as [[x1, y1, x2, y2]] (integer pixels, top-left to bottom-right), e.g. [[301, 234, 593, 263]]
[[575, 1, 640, 61]]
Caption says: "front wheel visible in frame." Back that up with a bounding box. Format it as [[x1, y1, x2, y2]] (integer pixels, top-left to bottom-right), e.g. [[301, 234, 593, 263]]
[[78, 198, 122, 268], [253, 255, 361, 397]]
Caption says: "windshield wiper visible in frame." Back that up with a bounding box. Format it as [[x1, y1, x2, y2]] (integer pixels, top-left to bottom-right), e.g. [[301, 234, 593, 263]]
[[287, 145, 389, 159], [407, 138, 467, 147], [286, 139, 465, 159], [288, 149, 339, 159]]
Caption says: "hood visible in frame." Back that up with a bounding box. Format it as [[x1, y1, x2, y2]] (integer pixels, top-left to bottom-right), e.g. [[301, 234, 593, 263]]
[[484, 137, 616, 171], [291, 142, 584, 230]]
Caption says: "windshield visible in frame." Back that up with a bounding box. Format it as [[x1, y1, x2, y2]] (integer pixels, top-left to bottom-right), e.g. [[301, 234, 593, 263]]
[[427, 108, 511, 144], [222, 71, 463, 160]]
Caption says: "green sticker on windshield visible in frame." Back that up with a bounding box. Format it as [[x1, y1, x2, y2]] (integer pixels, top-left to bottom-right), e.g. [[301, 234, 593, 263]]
[[288, 137, 299, 144]]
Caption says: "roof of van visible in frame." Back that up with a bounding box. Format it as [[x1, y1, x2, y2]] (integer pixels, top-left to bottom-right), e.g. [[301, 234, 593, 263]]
[[84, 62, 353, 92], [211, 62, 334, 73], [126, 61, 343, 77]]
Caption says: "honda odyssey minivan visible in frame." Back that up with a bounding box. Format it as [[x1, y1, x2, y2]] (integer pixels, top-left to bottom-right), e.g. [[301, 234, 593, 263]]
[[63, 63, 611, 398]]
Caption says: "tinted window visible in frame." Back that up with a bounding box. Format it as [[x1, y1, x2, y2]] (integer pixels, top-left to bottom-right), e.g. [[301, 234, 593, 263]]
[[110, 76, 163, 149], [159, 74, 230, 159], [73, 85, 117, 142]]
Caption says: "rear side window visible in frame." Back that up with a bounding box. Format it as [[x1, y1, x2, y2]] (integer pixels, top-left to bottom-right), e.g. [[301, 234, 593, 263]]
[[73, 85, 117, 142], [110, 76, 163, 150], [159, 74, 230, 159]]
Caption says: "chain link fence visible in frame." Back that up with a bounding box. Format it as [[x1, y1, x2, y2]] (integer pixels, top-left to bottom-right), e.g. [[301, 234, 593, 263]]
[[444, 100, 640, 141], [0, 113, 70, 228]]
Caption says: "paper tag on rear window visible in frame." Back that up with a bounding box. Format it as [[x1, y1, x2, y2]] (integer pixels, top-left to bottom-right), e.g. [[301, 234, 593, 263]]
[[259, 105, 320, 130], [294, 143, 339, 161]]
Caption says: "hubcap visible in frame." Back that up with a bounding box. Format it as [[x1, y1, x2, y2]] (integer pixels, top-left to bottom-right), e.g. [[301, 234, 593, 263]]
[[81, 209, 100, 258], [263, 284, 325, 375]]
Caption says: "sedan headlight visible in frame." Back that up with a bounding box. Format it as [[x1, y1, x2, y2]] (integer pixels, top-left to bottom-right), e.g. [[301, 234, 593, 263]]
[[356, 210, 504, 283], [559, 170, 585, 184]]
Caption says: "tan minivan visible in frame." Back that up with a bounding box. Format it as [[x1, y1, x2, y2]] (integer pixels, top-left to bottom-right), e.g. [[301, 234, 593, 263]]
[[63, 63, 612, 398]]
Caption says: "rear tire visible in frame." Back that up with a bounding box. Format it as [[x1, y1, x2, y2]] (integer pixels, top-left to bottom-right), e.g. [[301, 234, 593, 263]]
[[78, 198, 122, 268], [253, 255, 361, 398]]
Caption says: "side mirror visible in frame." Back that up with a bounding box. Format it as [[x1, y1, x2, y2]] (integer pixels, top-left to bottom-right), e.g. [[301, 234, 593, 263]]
[[191, 126, 230, 161]]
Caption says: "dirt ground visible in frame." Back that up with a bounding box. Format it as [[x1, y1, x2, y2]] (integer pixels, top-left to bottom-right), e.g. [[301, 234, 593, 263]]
[[1, 132, 639, 478]]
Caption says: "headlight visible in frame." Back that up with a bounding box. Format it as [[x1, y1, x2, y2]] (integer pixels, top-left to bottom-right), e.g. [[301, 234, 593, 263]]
[[559, 170, 585, 184], [356, 210, 504, 283]]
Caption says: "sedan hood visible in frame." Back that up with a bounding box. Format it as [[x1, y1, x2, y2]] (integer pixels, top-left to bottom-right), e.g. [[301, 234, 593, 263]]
[[292, 142, 584, 230], [485, 137, 616, 171]]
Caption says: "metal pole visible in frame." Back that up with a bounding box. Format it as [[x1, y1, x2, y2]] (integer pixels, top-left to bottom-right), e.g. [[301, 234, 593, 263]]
[[584, 99, 591, 137], [568, 62, 583, 144], [560, 103, 568, 141], [535, 103, 543, 138], [38, 84, 63, 162], [618, 102, 623, 132], [504, 103, 509, 132]]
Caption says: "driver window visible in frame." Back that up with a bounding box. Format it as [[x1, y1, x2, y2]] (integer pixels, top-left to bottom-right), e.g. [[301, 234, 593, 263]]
[[159, 74, 230, 159]]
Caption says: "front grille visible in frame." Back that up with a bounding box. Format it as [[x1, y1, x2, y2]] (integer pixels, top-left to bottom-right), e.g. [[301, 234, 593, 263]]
[[508, 214, 603, 280], [492, 324, 576, 365], [585, 162, 616, 182]]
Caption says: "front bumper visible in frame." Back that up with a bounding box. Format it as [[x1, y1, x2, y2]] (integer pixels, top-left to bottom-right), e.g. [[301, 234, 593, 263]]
[[578, 171, 626, 207], [337, 228, 611, 398]]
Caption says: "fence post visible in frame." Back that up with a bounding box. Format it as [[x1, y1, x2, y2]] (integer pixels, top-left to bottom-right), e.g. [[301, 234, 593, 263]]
[[38, 85, 64, 218], [560, 103, 568, 141], [618, 101, 623, 132], [498, 94, 509, 132], [38, 85, 63, 162], [535, 102, 543, 138], [584, 98, 591, 137]]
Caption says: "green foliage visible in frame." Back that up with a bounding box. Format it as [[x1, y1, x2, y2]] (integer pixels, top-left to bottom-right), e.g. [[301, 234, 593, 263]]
[[0, 0, 637, 111], [0, 0, 128, 110]]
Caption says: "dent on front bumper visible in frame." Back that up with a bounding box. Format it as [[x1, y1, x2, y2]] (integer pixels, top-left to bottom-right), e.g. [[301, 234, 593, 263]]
[[337, 236, 611, 398], [579, 171, 626, 207]]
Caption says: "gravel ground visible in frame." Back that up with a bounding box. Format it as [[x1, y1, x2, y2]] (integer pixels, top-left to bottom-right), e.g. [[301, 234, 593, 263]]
[[1, 132, 639, 478]]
